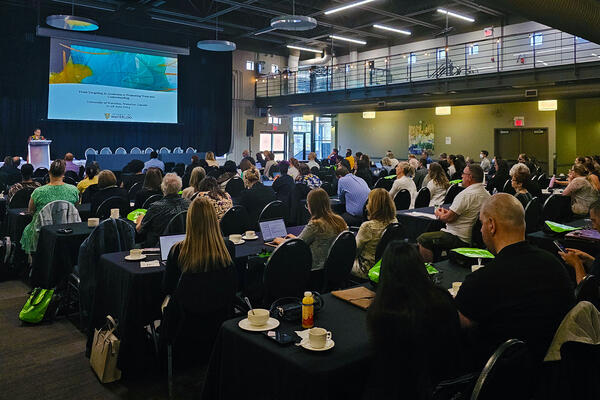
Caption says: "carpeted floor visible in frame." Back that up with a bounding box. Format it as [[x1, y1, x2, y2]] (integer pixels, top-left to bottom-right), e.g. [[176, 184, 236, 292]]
[[0, 280, 206, 400]]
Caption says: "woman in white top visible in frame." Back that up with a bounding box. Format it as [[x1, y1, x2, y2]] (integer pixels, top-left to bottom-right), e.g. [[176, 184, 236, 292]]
[[389, 161, 417, 209], [426, 162, 450, 207], [288, 157, 301, 181], [205, 151, 219, 167], [447, 155, 456, 178], [563, 164, 599, 216], [307, 152, 320, 171]]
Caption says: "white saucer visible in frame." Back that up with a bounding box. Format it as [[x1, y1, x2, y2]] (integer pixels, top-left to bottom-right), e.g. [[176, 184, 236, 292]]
[[125, 254, 147, 261], [238, 317, 280, 332], [300, 338, 335, 351], [232, 239, 246, 245], [242, 235, 258, 241]]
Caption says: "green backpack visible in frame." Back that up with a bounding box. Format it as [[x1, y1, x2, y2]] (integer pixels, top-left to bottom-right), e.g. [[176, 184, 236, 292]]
[[19, 288, 55, 323]]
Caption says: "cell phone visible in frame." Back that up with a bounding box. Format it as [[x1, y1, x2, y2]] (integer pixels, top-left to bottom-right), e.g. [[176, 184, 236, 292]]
[[263, 330, 299, 345], [58, 228, 73, 234], [553, 240, 567, 253]]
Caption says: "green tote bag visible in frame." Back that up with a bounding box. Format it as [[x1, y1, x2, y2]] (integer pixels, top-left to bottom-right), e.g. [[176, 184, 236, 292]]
[[19, 288, 55, 323]]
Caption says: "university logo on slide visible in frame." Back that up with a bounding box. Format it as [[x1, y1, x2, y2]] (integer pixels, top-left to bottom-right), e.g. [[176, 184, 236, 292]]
[[105, 113, 111, 120]]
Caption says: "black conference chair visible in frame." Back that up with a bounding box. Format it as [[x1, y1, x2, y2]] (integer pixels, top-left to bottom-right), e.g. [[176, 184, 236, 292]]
[[263, 238, 312, 305], [414, 187, 431, 208], [538, 174, 550, 189], [320, 181, 335, 196], [33, 167, 48, 178], [471, 339, 534, 400], [220, 205, 250, 236], [542, 194, 573, 223], [80, 184, 99, 204], [574, 275, 600, 310], [95, 196, 130, 220], [225, 177, 245, 198], [8, 187, 35, 209], [393, 189, 411, 211], [65, 170, 80, 183], [63, 176, 77, 186], [258, 200, 286, 224], [471, 218, 484, 249], [557, 341, 600, 400], [374, 177, 394, 191], [128, 182, 142, 201], [319, 231, 357, 293], [443, 184, 464, 204], [502, 179, 516, 195], [163, 211, 187, 235], [374, 223, 406, 262], [524, 197, 542, 233], [142, 194, 163, 209]]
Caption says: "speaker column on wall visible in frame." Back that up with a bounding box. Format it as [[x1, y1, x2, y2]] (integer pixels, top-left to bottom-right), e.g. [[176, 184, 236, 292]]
[[246, 119, 254, 137]]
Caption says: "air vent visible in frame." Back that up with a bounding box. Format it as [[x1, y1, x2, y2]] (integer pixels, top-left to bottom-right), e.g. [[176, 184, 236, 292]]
[[525, 89, 538, 97], [377, 101, 386, 108]]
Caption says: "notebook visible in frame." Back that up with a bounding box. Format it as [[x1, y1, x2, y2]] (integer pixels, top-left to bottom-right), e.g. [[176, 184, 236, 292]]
[[331, 286, 376, 310], [259, 219, 287, 243], [159, 234, 186, 261]]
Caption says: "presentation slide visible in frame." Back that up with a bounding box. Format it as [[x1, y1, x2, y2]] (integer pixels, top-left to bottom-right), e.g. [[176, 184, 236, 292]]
[[48, 38, 177, 123]]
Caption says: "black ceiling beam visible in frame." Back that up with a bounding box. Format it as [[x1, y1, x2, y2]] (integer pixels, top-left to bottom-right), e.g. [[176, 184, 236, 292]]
[[452, 0, 504, 17]]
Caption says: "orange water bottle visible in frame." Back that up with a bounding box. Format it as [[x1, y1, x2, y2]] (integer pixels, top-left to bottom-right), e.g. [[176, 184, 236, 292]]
[[301, 291, 314, 329]]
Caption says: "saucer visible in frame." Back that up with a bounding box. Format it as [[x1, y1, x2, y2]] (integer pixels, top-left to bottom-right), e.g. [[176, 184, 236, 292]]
[[125, 254, 147, 261], [238, 317, 280, 332], [300, 338, 335, 351], [242, 235, 258, 241], [232, 239, 246, 245]]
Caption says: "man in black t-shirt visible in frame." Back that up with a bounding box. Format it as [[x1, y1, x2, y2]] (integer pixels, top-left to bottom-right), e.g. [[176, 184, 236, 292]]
[[455, 193, 574, 366]]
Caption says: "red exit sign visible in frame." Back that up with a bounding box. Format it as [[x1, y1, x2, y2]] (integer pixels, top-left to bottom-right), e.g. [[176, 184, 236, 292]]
[[484, 27, 493, 37], [514, 116, 525, 127]]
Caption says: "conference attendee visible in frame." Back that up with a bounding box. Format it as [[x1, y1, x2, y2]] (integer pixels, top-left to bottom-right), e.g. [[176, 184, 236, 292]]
[[385, 151, 399, 169], [450, 155, 466, 181], [0, 156, 22, 188], [380, 157, 394, 174], [20, 160, 79, 254], [562, 163, 599, 216], [205, 151, 219, 168], [255, 152, 266, 167], [413, 158, 429, 190], [196, 177, 233, 221], [64, 153, 79, 174], [389, 161, 417, 209], [345, 149, 355, 171], [182, 155, 201, 188], [352, 188, 398, 278], [76, 163, 100, 193], [559, 200, 600, 284], [328, 148, 340, 165], [143, 151, 165, 173], [263, 151, 276, 177], [337, 157, 352, 172], [455, 193, 574, 366], [511, 169, 533, 209], [241, 149, 255, 166], [438, 153, 450, 172], [480, 150, 491, 173], [447, 154, 457, 178], [182, 166, 207, 200], [307, 152, 319, 170], [121, 159, 145, 191], [336, 166, 370, 226], [28, 128, 44, 142], [217, 160, 239, 190], [486, 158, 509, 194], [367, 242, 464, 398], [422, 150, 432, 164], [417, 165, 490, 262], [427, 162, 450, 207], [6, 163, 40, 204], [296, 163, 322, 189], [272, 161, 295, 207], [133, 167, 163, 209], [240, 167, 276, 227], [136, 173, 190, 247], [407, 154, 419, 171], [288, 157, 301, 181], [355, 157, 374, 188], [582, 160, 600, 191], [239, 158, 253, 180], [90, 170, 128, 217], [518, 153, 537, 175]]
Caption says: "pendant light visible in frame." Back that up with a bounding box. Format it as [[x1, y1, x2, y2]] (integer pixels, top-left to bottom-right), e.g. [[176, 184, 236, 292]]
[[197, 13, 236, 52], [270, 0, 317, 31], [46, 0, 99, 31]]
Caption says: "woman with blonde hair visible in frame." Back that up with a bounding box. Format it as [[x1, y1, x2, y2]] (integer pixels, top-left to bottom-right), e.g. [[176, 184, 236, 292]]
[[307, 152, 319, 170], [389, 161, 417, 209], [426, 162, 450, 207], [352, 189, 398, 278], [288, 157, 301, 180], [240, 167, 276, 228], [205, 151, 219, 168], [563, 164, 599, 216], [182, 166, 206, 199], [263, 151, 276, 177]]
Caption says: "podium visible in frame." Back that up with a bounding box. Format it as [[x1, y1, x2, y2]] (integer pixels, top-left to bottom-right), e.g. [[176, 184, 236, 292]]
[[28, 140, 52, 170]]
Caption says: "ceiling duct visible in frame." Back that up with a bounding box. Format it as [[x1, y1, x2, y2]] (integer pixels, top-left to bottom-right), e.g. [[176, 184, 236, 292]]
[[299, 51, 331, 68]]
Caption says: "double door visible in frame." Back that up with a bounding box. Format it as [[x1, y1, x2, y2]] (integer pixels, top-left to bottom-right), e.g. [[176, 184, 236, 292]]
[[494, 128, 549, 173]]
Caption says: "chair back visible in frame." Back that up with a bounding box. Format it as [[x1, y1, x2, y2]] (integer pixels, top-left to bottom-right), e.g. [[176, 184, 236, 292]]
[[374, 223, 406, 261], [470, 339, 533, 400], [393, 189, 411, 211], [471, 217, 484, 248], [173, 147, 184, 154], [558, 341, 600, 400], [444, 184, 464, 204], [144, 147, 154, 154], [537, 173, 549, 189], [33, 167, 48, 178], [65, 170, 80, 182], [99, 147, 112, 155], [264, 238, 312, 303], [63, 176, 77, 186], [130, 147, 142, 154], [38, 200, 81, 227], [258, 200, 285, 224], [80, 184, 99, 204], [115, 147, 127, 155], [220, 205, 250, 235], [575, 275, 600, 310], [143, 194, 163, 209], [414, 187, 431, 208], [225, 177, 245, 198], [159, 147, 171, 154], [163, 211, 187, 235], [128, 182, 143, 200], [96, 196, 130, 220], [322, 231, 356, 292], [320, 181, 335, 196], [185, 147, 196, 154], [524, 197, 542, 233], [542, 194, 573, 223], [84, 148, 97, 158], [8, 187, 35, 209], [374, 177, 394, 191], [502, 179, 516, 195]]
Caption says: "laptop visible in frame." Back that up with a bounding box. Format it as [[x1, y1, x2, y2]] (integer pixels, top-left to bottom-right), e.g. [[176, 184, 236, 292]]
[[259, 218, 287, 246], [272, 172, 281, 178], [375, 162, 382, 168], [159, 234, 186, 261], [256, 162, 262, 169]]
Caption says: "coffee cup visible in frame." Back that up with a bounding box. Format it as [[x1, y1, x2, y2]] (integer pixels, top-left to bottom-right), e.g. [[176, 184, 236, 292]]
[[110, 208, 120, 219], [229, 234, 242, 243], [308, 327, 332, 349], [130, 249, 143, 258], [471, 264, 483, 272], [247, 309, 270, 326], [245, 230, 257, 238], [88, 217, 100, 227], [452, 282, 462, 292]]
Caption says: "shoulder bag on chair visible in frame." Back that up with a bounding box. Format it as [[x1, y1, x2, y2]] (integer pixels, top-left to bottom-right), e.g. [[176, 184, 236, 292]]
[[90, 315, 122, 383]]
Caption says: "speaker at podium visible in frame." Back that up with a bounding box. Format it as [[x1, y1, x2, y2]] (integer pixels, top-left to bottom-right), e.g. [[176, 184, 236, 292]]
[[28, 139, 52, 170]]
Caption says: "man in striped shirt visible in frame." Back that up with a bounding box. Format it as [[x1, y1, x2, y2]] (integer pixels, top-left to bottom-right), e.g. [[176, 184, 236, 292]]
[[336, 166, 370, 226]]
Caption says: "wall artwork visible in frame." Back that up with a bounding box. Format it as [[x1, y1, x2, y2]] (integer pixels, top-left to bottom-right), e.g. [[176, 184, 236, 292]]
[[408, 120, 435, 155]]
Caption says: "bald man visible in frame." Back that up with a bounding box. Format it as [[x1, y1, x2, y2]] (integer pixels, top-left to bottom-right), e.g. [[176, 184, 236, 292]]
[[64, 153, 79, 174], [455, 193, 574, 367]]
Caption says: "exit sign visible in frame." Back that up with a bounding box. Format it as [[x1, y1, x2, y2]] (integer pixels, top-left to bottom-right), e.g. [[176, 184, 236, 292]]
[[514, 116, 525, 127], [484, 27, 493, 37]]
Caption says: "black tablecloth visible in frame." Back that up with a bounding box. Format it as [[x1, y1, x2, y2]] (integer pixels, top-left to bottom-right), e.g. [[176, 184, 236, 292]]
[[202, 292, 372, 400], [5, 208, 32, 242], [434, 259, 472, 289], [396, 206, 446, 241], [526, 219, 592, 255], [31, 222, 94, 288], [87, 251, 165, 375], [232, 225, 305, 258]]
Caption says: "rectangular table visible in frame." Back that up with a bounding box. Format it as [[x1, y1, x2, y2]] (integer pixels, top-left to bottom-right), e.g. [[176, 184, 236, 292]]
[[86, 152, 206, 171], [232, 225, 305, 258], [396, 206, 446, 241], [434, 259, 472, 289], [527, 219, 593, 255]]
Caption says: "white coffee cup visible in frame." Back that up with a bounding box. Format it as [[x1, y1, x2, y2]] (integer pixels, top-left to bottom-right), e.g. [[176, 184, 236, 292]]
[[247, 309, 270, 326], [130, 249, 143, 258], [471, 264, 483, 272], [88, 217, 100, 227], [229, 234, 242, 243], [452, 282, 462, 292], [245, 230, 257, 238], [110, 208, 120, 219], [308, 327, 332, 349]]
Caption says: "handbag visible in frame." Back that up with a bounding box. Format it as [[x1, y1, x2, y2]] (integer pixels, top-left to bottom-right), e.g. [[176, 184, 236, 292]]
[[19, 288, 55, 323], [90, 315, 122, 383]]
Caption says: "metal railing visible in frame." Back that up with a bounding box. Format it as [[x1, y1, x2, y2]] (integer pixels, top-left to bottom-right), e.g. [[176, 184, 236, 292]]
[[255, 28, 600, 98]]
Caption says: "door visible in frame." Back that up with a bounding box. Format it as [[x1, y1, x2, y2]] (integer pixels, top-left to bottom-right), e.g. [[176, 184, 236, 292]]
[[494, 128, 549, 173], [494, 128, 521, 165]]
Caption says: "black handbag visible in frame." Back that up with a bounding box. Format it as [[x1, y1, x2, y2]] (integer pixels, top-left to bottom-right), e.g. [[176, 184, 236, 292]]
[[269, 293, 324, 322]]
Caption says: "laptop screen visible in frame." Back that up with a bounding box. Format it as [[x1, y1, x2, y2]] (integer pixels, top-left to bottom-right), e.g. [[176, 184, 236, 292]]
[[159, 234, 186, 261], [375, 162, 382, 168], [259, 219, 287, 242], [272, 172, 281, 178]]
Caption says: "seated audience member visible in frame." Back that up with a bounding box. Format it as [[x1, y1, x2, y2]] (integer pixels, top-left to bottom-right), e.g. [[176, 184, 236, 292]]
[[511, 169, 533, 209], [241, 149, 256, 166], [297, 163, 322, 189], [121, 159, 145, 191], [217, 160, 239, 190], [239, 158, 253, 179], [355, 155, 374, 188], [0, 156, 22, 188], [328, 148, 340, 165], [518, 153, 537, 176], [427, 162, 450, 207], [455, 193, 574, 366], [344, 149, 355, 171], [255, 152, 266, 167], [486, 158, 509, 194], [407, 153, 419, 171], [196, 176, 233, 221], [510, 163, 541, 197], [77, 163, 100, 193], [385, 151, 399, 169], [182, 155, 201, 188], [239, 167, 276, 227], [277, 188, 347, 270], [438, 153, 450, 172], [447, 154, 457, 178], [136, 173, 190, 247], [6, 163, 40, 204], [479, 150, 491, 172], [367, 241, 464, 398], [422, 150, 433, 164], [205, 151, 219, 168], [64, 153, 79, 174], [583, 159, 600, 191], [90, 170, 128, 216], [562, 163, 599, 216], [21, 160, 79, 254], [560, 200, 600, 283], [272, 161, 295, 205], [133, 167, 163, 209], [337, 157, 352, 172], [380, 157, 394, 173], [352, 189, 398, 278], [389, 161, 417, 209], [307, 152, 319, 170], [413, 158, 429, 189], [418, 165, 490, 262], [450, 155, 466, 181], [143, 151, 165, 173], [288, 157, 301, 181], [262, 151, 276, 177], [336, 166, 370, 227], [182, 166, 207, 200]]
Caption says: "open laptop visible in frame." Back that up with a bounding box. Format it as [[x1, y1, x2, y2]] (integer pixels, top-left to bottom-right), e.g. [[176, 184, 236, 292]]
[[259, 218, 287, 246], [159, 234, 186, 262], [375, 162, 382, 168]]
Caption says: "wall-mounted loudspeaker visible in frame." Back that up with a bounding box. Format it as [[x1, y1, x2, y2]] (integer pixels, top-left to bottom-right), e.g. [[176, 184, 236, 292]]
[[246, 119, 254, 137]]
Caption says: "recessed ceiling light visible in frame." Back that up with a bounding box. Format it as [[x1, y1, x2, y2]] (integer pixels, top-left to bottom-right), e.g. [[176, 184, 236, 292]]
[[373, 24, 411, 35], [324, 0, 378, 15], [437, 8, 475, 23], [329, 35, 366, 45]]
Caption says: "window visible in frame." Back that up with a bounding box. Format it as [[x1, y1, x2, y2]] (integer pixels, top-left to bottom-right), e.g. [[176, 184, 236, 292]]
[[468, 44, 479, 55], [437, 48, 446, 60], [530, 33, 543, 46], [408, 53, 417, 65], [245, 60, 254, 71], [260, 132, 286, 160], [271, 64, 279, 73]]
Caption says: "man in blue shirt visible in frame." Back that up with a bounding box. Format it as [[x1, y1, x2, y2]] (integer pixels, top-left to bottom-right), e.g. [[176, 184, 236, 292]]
[[143, 151, 165, 173], [336, 166, 370, 226]]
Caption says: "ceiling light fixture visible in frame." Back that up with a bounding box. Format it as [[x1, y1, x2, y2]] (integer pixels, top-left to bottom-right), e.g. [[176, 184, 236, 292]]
[[197, 13, 236, 51], [46, 1, 99, 31], [435, 106, 452, 115], [329, 35, 366, 45], [287, 44, 323, 53], [373, 24, 411, 35], [363, 111, 376, 119], [324, 0, 378, 15], [538, 100, 557, 111], [271, 0, 317, 31], [436, 8, 475, 23]]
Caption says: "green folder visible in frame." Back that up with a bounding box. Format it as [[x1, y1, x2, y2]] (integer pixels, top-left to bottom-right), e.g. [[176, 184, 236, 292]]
[[544, 220, 583, 233], [451, 248, 495, 259], [127, 209, 147, 222]]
